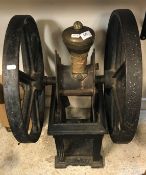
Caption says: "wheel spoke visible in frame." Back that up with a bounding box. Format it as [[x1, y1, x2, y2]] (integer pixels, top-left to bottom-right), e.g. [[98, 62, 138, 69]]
[[22, 27, 35, 72], [33, 91, 40, 132], [22, 85, 31, 125], [23, 88, 35, 131], [19, 70, 32, 85], [111, 88, 123, 128], [112, 61, 126, 79], [21, 30, 31, 74]]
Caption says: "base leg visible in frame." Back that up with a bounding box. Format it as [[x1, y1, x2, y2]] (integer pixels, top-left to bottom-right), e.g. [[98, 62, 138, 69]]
[[54, 135, 104, 168]]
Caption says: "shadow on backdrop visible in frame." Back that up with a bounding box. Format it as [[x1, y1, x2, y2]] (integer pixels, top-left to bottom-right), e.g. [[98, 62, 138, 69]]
[[36, 19, 71, 124]]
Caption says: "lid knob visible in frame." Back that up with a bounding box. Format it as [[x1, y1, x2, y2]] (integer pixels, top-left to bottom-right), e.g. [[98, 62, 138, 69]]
[[73, 21, 83, 30]]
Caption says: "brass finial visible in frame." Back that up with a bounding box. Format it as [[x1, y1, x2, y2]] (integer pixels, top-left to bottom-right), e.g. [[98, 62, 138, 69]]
[[73, 21, 83, 30]]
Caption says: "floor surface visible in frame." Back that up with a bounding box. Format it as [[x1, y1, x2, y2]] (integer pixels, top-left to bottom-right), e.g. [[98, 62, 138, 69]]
[[0, 111, 146, 175]]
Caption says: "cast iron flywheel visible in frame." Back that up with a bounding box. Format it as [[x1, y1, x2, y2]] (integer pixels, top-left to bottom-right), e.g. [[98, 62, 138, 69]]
[[2, 15, 45, 143], [104, 9, 142, 143]]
